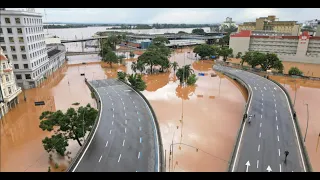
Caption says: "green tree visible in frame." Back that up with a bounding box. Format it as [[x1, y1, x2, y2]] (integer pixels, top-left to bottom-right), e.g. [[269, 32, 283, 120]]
[[178, 31, 187, 34], [259, 53, 283, 71], [117, 71, 127, 81], [241, 51, 253, 67], [103, 51, 118, 68], [193, 44, 218, 59], [108, 35, 121, 50], [117, 54, 126, 64], [288, 67, 303, 76], [131, 62, 137, 73], [128, 74, 147, 91], [192, 28, 205, 35], [187, 74, 198, 85], [99, 39, 113, 58], [129, 51, 135, 58], [219, 47, 233, 61], [236, 52, 242, 59], [152, 36, 170, 45], [137, 60, 145, 74], [137, 51, 159, 74], [39, 104, 98, 156], [249, 51, 264, 68], [171, 61, 179, 74], [176, 65, 194, 84]]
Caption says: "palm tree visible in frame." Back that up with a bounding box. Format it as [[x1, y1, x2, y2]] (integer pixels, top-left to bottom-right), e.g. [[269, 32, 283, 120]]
[[131, 62, 137, 73], [137, 61, 145, 74], [176, 65, 194, 84], [171, 61, 179, 74]]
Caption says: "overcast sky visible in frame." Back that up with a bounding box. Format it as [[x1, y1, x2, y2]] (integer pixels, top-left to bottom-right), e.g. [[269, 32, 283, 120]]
[[6, 8, 320, 24]]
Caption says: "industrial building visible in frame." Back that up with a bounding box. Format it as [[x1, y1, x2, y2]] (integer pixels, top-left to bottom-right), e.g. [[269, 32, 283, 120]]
[[229, 30, 320, 64], [238, 15, 301, 36]]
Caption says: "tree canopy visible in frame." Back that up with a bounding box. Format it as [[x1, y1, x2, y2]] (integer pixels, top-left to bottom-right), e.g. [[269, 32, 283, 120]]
[[241, 51, 284, 71], [192, 28, 205, 35], [39, 104, 98, 156], [103, 51, 118, 68], [219, 47, 233, 61], [288, 67, 303, 76], [193, 44, 219, 59], [176, 65, 194, 84], [128, 74, 147, 91]]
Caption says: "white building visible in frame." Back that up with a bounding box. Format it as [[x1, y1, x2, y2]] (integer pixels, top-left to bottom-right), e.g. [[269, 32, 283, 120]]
[[0, 8, 50, 89], [46, 44, 66, 73], [0, 47, 22, 119]]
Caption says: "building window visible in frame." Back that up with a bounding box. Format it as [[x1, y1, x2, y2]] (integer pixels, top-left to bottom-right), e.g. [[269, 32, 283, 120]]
[[0, 28, 2, 34], [12, 55, 17, 60], [5, 18, 10, 24], [18, 37, 24, 43], [6, 75, 10, 82], [15, 18, 21, 24], [8, 87, 12, 94], [2, 63, 6, 69], [20, 46, 25, 51], [22, 54, 27, 59], [7, 28, 12, 34], [17, 28, 22, 34], [16, 74, 22, 80], [24, 64, 28, 69], [0, 37, 4, 42], [24, 18, 26, 24], [1, 46, 6, 51], [9, 37, 14, 43], [25, 74, 31, 79], [14, 64, 19, 69], [11, 46, 16, 51]]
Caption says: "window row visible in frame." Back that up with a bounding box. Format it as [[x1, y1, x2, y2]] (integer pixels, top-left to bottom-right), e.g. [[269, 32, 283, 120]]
[[30, 49, 46, 59], [27, 34, 45, 43], [33, 64, 49, 78], [11, 54, 27, 60], [13, 64, 29, 69], [0, 36, 24, 43], [28, 42, 45, 52], [0, 27, 23, 34], [26, 27, 43, 34], [32, 56, 47, 68], [15, 74, 31, 80], [2, 17, 42, 25], [1, 45, 26, 52]]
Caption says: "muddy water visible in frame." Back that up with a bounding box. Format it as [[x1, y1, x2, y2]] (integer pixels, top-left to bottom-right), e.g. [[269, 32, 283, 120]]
[[0, 62, 108, 172], [137, 48, 247, 171], [269, 76, 320, 171], [228, 58, 320, 78]]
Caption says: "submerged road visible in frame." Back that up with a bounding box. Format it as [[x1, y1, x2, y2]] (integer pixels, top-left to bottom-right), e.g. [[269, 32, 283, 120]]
[[73, 79, 160, 172], [213, 65, 306, 172]]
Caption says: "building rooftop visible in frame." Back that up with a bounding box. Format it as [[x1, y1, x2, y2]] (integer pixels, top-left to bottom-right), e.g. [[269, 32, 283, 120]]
[[0, 8, 42, 17], [47, 49, 61, 58]]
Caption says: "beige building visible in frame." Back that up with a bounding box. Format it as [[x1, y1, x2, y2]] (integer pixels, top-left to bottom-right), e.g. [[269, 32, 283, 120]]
[[238, 15, 301, 36], [0, 47, 22, 119], [229, 30, 320, 64]]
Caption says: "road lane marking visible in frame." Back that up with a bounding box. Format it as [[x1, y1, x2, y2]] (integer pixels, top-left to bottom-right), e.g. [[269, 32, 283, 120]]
[[118, 154, 122, 162], [137, 111, 139, 114], [261, 108, 263, 112], [138, 118, 140, 122], [262, 103, 263, 106], [109, 130, 112, 134], [259, 132, 261, 138], [112, 102, 113, 106], [264, 87, 267, 90], [261, 90, 263, 92], [125, 112, 126, 116], [277, 125, 278, 130], [279, 164, 282, 172], [275, 104, 276, 107], [125, 128, 127, 133], [275, 110, 277, 113], [262, 94, 264, 96], [130, 97, 132, 99], [112, 108, 114, 111], [254, 87, 257, 90], [140, 137, 142, 143], [133, 101, 135, 104], [125, 120, 127, 124], [139, 127, 142, 131], [113, 114, 114, 118], [99, 155, 102, 162], [262, 98, 263, 101], [278, 149, 280, 156], [124, 106, 125, 110], [123, 139, 125, 146], [277, 135, 280, 141], [121, 98, 123, 101], [273, 94, 275, 97], [122, 102, 124, 105], [258, 144, 260, 151], [138, 152, 141, 159], [261, 115, 263, 119], [112, 121, 114, 125], [260, 123, 262, 127], [105, 141, 108, 147], [135, 106, 137, 108], [274, 99, 276, 102], [257, 160, 259, 169], [276, 116, 278, 121]]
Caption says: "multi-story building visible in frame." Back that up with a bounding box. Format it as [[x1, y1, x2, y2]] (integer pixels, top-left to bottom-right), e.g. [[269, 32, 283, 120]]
[[47, 43, 66, 73], [0, 47, 22, 119], [238, 15, 301, 36], [0, 8, 50, 89], [229, 30, 320, 64], [316, 22, 320, 37]]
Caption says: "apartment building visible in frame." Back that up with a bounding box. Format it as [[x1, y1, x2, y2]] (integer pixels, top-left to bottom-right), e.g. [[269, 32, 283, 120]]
[[0, 8, 50, 89], [0, 47, 22, 119], [46, 43, 66, 73], [238, 15, 301, 36], [229, 30, 320, 64]]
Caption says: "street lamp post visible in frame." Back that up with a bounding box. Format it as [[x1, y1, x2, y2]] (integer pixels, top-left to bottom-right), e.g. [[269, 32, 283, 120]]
[[303, 103, 309, 142]]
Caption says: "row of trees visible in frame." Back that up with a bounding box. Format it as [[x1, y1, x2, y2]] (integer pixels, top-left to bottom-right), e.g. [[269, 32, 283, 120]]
[[193, 44, 234, 61], [39, 104, 98, 156], [240, 51, 284, 72], [117, 72, 147, 91]]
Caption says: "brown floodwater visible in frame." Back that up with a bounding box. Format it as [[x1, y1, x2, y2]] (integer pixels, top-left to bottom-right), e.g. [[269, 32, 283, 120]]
[[269, 76, 320, 171], [137, 48, 248, 171]]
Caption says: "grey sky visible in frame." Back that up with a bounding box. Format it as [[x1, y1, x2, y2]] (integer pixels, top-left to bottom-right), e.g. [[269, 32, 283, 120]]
[[6, 8, 320, 24]]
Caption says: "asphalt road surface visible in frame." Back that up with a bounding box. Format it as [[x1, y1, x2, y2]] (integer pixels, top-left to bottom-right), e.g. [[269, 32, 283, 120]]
[[213, 65, 306, 172], [73, 79, 160, 172]]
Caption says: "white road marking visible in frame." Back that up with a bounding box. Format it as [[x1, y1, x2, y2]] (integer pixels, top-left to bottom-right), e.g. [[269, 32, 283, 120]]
[[138, 118, 140, 122], [105, 141, 108, 147], [125, 120, 127, 124], [112, 102, 113, 106], [133, 101, 135, 104], [125, 128, 127, 133], [275, 110, 277, 113], [277, 125, 278, 130], [278, 149, 281, 156], [138, 152, 141, 159], [118, 154, 122, 162], [277, 136, 280, 141], [137, 111, 139, 114], [260, 123, 262, 127], [257, 160, 259, 169], [254, 87, 257, 90], [113, 114, 114, 118], [273, 94, 275, 97], [109, 130, 112, 134], [123, 139, 125, 146], [262, 103, 263, 106], [274, 99, 276, 102], [112, 108, 114, 111], [139, 127, 142, 131], [275, 104, 276, 107], [121, 98, 123, 101], [140, 137, 142, 143], [122, 102, 124, 105], [261, 108, 263, 112], [279, 164, 282, 172], [262, 98, 263, 101], [262, 94, 264, 96], [276, 116, 278, 121], [124, 106, 125, 110], [261, 115, 262, 119], [99, 155, 102, 162], [125, 112, 126, 116], [130, 97, 132, 99], [258, 144, 260, 151], [259, 132, 261, 138], [135, 106, 137, 108], [261, 90, 263, 92], [264, 87, 267, 90], [112, 121, 114, 125]]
